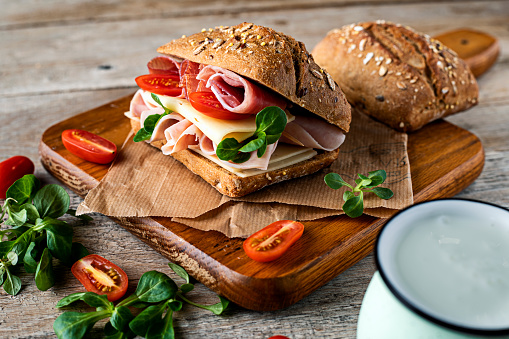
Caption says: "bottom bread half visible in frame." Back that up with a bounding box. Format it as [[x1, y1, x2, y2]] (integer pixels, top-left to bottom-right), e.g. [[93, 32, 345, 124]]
[[130, 119, 339, 197]]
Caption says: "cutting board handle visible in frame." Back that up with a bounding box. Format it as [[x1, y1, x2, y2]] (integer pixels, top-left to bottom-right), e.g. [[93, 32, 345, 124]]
[[433, 28, 500, 78]]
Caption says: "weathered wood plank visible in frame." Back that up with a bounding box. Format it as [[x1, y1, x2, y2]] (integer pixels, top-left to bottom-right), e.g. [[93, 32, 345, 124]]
[[0, 0, 479, 29], [1, 1, 507, 99]]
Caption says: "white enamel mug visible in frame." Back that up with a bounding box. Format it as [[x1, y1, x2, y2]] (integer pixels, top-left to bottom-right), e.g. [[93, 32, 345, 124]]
[[358, 199, 509, 339]]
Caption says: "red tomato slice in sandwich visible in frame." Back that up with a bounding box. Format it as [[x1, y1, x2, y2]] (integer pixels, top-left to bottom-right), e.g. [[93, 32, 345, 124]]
[[188, 91, 252, 120], [62, 129, 117, 164], [71, 254, 128, 302], [135, 74, 182, 97], [243, 220, 304, 262]]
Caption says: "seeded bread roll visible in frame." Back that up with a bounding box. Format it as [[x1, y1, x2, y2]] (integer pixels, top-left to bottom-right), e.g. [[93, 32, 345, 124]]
[[312, 21, 479, 132], [157, 22, 351, 133], [130, 119, 339, 197]]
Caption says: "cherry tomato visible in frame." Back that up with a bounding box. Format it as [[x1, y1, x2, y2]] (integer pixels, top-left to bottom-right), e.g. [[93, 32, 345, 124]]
[[188, 91, 252, 120], [71, 254, 128, 301], [62, 129, 117, 164], [268, 336, 291, 339], [135, 74, 181, 97], [243, 220, 304, 262], [0, 156, 35, 199]]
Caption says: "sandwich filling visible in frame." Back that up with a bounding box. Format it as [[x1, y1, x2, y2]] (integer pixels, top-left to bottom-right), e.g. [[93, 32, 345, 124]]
[[126, 56, 346, 177]]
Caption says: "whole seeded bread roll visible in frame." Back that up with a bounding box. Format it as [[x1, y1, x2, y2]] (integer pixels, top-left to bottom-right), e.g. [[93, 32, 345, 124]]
[[312, 21, 479, 132], [158, 22, 351, 133]]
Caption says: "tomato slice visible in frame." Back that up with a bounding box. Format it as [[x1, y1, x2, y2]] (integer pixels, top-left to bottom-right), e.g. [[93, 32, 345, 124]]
[[62, 129, 117, 164], [0, 156, 35, 199], [188, 91, 252, 120], [135, 74, 181, 97], [243, 220, 304, 262], [71, 254, 128, 301]]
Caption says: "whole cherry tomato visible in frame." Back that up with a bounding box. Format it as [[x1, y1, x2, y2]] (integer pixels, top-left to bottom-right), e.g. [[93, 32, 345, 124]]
[[0, 156, 35, 199], [243, 220, 304, 262], [71, 254, 128, 302], [62, 129, 117, 164]]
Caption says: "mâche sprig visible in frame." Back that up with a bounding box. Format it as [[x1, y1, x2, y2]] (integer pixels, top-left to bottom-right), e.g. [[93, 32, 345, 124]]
[[53, 263, 229, 339], [0, 175, 90, 295], [324, 170, 394, 218], [216, 106, 287, 163]]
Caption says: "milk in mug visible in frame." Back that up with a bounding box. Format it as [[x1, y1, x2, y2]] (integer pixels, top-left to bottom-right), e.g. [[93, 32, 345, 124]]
[[363, 199, 509, 337], [396, 212, 509, 329]]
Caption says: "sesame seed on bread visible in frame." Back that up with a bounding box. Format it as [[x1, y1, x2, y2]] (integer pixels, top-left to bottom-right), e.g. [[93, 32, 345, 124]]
[[312, 21, 479, 132], [157, 22, 351, 133]]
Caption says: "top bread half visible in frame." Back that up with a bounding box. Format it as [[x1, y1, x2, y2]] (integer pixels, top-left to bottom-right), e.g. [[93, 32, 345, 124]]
[[157, 22, 351, 133], [312, 21, 479, 132]]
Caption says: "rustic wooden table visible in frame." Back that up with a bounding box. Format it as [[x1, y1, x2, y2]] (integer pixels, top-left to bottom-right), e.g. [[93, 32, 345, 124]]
[[1, 0, 508, 338]]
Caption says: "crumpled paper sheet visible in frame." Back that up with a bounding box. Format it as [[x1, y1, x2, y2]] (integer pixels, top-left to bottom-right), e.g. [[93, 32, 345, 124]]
[[77, 109, 413, 237]]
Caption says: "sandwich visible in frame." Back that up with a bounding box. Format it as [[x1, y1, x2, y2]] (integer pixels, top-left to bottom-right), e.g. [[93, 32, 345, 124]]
[[125, 22, 351, 197]]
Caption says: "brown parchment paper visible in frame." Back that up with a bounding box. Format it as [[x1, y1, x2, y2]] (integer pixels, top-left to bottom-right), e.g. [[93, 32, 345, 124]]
[[77, 109, 413, 238]]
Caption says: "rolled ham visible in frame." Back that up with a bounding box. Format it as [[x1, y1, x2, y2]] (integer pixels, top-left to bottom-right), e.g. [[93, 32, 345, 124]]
[[130, 89, 158, 118], [196, 65, 287, 114], [148, 56, 180, 75], [281, 115, 346, 151]]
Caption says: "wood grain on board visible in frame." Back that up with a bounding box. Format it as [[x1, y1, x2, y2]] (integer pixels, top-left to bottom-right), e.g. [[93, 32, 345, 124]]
[[434, 29, 500, 77], [39, 94, 484, 311]]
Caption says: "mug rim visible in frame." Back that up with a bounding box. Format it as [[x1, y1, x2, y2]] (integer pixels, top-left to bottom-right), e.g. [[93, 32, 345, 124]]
[[375, 198, 509, 336]]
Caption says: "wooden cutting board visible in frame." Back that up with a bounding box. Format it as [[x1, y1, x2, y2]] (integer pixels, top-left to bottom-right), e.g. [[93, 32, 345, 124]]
[[39, 94, 484, 311]]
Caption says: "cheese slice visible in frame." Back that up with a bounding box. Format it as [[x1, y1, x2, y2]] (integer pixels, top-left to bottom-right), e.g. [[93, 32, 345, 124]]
[[193, 144, 318, 178], [141, 91, 294, 145]]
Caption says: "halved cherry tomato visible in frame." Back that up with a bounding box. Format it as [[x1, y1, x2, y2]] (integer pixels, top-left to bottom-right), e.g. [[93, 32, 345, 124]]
[[71, 254, 128, 301], [135, 74, 181, 97], [243, 220, 304, 262], [62, 129, 117, 164], [188, 91, 252, 120], [0, 156, 35, 199]]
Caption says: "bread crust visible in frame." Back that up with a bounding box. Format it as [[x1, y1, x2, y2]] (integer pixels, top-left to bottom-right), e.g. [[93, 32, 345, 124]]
[[130, 119, 339, 197], [312, 21, 479, 132], [157, 22, 351, 133]]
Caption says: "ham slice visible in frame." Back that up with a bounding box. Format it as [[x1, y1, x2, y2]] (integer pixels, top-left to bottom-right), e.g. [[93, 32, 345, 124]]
[[179, 60, 209, 99], [196, 65, 287, 114], [281, 115, 346, 151], [162, 119, 199, 154], [148, 56, 180, 75], [140, 109, 186, 143], [130, 89, 158, 118]]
